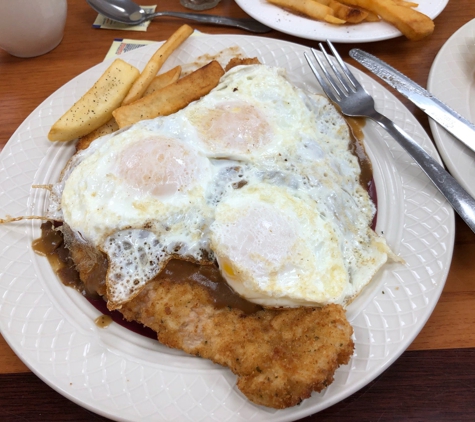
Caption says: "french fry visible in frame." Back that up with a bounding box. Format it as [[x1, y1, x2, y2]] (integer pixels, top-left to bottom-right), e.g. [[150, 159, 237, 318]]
[[113, 61, 225, 129], [324, 14, 346, 24], [267, 0, 345, 24], [269, 0, 432, 39], [364, 10, 381, 21], [338, 0, 434, 40], [121, 24, 193, 105], [142, 66, 182, 97], [394, 0, 418, 7], [328, 0, 369, 23], [48, 59, 140, 142], [75, 67, 182, 150]]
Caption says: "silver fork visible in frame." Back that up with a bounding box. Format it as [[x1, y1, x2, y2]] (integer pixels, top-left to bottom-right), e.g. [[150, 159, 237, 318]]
[[304, 41, 475, 234]]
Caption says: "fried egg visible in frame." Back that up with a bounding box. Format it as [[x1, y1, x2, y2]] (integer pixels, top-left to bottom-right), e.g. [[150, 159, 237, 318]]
[[50, 63, 392, 310], [210, 183, 349, 307], [57, 123, 217, 308], [181, 65, 318, 165]]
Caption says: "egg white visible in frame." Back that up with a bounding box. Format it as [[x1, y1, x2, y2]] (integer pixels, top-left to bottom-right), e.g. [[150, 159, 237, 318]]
[[50, 63, 392, 309], [58, 122, 219, 308], [210, 182, 350, 307]]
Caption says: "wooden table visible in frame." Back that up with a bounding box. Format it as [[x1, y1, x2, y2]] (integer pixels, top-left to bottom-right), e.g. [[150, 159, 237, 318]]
[[1, 1, 474, 420]]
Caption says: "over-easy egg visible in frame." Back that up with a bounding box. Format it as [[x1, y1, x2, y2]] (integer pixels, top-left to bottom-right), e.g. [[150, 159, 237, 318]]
[[50, 63, 392, 310], [58, 123, 217, 307], [210, 182, 349, 307]]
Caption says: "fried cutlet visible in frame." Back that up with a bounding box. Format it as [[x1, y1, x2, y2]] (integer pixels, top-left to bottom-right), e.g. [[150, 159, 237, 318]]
[[119, 268, 354, 409], [224, 57, 261, 72], [60, 227, 354, 408]]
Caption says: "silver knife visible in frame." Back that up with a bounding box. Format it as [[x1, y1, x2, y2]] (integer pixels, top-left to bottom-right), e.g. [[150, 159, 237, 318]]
[[349, 48, 475, 154]]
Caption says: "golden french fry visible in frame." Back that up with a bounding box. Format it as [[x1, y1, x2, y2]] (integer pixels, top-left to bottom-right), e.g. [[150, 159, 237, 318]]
[[267, 0, 340, 22], [48, 59, 140, 142], [269, 0, 432, 39], [121, 24, 193, 105], [76, 118, 119, 151], [324, 14, 346, 24], [142, 66, 182, 97], [113, 61, 225, 129], [328, 0, 369, 23], [338, 0, 433, 40], [364, 10, 381, 21], [315, 0, 367, 22], [74, 68, 181, 150], [394, 0, 418, 7]]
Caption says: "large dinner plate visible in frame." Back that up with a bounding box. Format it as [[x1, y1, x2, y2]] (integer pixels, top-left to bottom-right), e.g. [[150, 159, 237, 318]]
[[236, 0, 448, 42], [428, 18, 475, 198], [0, 35, 454, 421]]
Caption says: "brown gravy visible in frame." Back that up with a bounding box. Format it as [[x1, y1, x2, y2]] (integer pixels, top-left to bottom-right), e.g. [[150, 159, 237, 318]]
[[346, 116, 378, 230], [346, 116, 372, 190], [32, 221, 85, 295], [157, 259, 262, 314], [33, 222, 262, 321], [94, 314, 113, 328]]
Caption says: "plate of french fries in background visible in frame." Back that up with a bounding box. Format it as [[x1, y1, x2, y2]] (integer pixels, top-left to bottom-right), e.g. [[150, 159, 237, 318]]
[[235, 0, 448, 42], [0, 24, 454, 421]]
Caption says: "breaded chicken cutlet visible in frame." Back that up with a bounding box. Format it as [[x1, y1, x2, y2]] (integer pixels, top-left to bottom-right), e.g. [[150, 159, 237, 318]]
[[118, 263, 354, 409], [60, 202, 355, 409]]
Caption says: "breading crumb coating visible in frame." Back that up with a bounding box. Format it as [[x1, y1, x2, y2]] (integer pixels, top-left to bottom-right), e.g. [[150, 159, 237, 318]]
[[119, 276, 354, 409]]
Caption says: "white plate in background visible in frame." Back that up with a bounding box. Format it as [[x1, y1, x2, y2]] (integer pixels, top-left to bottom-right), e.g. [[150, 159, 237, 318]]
[[428, 18, 475, 198], [235, 0, 448, 42]]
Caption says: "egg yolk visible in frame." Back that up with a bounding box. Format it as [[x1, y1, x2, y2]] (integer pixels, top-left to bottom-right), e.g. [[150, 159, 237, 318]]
[[191, 101, 272, 154], [218, 204, 297, 277], [117, 136, 202, 197]]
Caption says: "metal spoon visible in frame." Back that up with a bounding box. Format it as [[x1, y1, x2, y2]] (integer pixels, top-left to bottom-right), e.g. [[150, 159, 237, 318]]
[[86, 0, 271, 33]]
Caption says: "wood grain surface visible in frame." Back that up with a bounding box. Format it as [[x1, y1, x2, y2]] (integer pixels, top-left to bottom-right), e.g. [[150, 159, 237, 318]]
[[1, 0, 475, 420]]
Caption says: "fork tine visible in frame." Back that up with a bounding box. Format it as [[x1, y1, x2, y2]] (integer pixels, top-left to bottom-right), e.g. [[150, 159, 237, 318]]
[[325, 40, 362, 90], [304, 51, 339, 103], [318, 42, 352, 95], [310, 47, 344, 98]]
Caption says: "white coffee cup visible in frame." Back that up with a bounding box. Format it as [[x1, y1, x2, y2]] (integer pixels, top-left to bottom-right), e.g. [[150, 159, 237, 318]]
[[0, 0, 67, 58]]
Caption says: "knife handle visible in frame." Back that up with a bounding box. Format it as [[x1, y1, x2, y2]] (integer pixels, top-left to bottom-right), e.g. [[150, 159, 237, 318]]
[[372, 112, 475, 233]]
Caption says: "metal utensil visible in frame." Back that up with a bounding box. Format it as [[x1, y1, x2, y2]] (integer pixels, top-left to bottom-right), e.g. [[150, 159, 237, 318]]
[[304, 41, 475, 234], [86, 0, 271, 33], [349, 48, 475, 155], [180, 0, 221, 12]]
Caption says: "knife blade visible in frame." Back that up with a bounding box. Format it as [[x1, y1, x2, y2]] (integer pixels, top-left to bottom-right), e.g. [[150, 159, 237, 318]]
[[349, 48, 475, 154]]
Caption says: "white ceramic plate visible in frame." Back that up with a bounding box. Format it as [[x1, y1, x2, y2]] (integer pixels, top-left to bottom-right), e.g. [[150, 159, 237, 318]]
[[428, 18, 475, 198], [236, 0, 448, 42], [0, 35, 454, 421]]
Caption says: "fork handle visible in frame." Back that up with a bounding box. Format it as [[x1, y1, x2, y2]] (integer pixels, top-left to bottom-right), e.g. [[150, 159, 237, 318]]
[[371, 111, 475, 233]]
